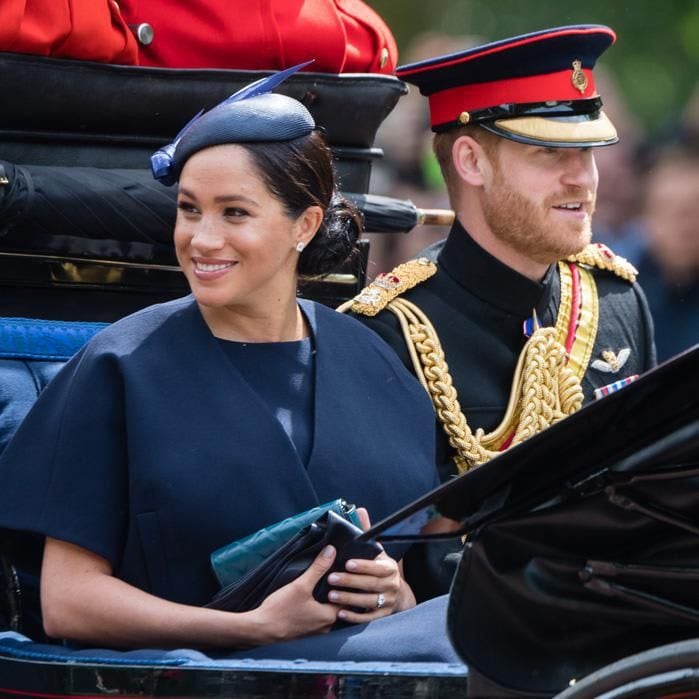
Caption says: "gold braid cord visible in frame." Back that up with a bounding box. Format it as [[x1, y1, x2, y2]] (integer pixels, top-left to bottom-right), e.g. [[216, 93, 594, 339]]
[[338, 259, 602, 475], [567, 243, 638, 283], [336, 258, 437, 316], [388, 298, 584, 473]]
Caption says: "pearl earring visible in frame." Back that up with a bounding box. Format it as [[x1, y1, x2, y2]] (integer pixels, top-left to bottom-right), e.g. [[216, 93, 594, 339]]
[[295, 242, 306, 253]]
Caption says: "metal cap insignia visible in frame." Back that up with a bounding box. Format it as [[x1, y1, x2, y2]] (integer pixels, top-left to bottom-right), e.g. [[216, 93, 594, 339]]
[[571, 59, 588, 94]]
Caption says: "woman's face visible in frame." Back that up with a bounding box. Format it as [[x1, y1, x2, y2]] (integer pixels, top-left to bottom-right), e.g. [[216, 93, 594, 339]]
[[174, 144, 317, 312]]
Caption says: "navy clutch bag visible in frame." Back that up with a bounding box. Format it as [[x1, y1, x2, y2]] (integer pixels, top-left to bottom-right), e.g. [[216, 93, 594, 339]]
[[210, 499, 362, 588], [206, 510, 382, 613]]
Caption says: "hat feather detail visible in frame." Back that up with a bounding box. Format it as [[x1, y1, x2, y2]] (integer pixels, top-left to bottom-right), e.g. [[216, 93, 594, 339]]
[[151, 60, 314, 185]]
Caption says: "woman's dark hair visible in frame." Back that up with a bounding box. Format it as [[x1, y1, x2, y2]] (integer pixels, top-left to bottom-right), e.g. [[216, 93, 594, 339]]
[[240, 130, 362, 276]]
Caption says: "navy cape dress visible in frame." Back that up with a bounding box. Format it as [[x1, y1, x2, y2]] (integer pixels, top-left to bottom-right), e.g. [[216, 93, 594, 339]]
[[0, 296, 440, 611]]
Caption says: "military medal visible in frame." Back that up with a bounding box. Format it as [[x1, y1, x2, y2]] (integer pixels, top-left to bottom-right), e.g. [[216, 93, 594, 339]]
[[522, 309, 541, 338], [594, 375, 639, 400]]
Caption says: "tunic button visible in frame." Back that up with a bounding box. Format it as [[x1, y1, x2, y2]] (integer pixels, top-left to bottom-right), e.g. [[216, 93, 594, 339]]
[[379, 47, 389, 68], [132, 22, 155, 46]]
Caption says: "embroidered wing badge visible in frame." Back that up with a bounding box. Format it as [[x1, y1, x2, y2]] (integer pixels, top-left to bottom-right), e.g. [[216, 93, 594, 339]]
[[591, 348, 631, 373]]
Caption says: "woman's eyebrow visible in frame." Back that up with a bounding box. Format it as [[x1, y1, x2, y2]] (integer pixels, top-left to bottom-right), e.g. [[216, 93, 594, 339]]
[[213, 194, 258, 206], [177, 189, 259, 207]]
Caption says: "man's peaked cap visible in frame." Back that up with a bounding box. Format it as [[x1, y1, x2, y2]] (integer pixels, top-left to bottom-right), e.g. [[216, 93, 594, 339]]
[[396, 25, 618, 148]]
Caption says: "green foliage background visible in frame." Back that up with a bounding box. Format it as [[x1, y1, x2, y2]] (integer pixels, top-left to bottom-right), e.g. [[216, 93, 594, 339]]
[[369, 0, 699, 137]]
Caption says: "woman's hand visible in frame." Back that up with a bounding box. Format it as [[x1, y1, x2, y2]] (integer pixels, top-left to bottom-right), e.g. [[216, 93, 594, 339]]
[[248, 545, 341, 645], [324, 552, 416, 623], [323, 506, 416, 623]]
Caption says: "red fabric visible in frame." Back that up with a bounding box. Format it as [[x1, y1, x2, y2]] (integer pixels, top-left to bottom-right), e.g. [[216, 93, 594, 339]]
[[429, 68, 597, 127], [0, 0, 138, 64], [118, 0, 397, 74]]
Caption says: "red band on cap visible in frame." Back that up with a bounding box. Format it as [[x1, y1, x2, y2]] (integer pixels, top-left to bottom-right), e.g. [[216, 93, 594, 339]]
[[429, 68, 596, 127]]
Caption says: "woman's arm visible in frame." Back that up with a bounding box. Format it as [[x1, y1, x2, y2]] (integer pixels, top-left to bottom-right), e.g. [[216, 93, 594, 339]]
[[41, 537, 341, 649]]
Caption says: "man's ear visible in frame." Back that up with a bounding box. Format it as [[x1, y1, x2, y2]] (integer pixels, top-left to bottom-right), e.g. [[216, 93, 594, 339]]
[[452, 135, 491, 186]]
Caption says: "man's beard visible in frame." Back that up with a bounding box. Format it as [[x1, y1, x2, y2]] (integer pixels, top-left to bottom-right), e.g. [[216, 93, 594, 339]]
[[482, 172, 595, 266]]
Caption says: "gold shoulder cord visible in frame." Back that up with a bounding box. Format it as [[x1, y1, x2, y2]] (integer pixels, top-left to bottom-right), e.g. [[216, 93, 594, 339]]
[[340, 259, 601, 474], [567, 242, 638, 283]]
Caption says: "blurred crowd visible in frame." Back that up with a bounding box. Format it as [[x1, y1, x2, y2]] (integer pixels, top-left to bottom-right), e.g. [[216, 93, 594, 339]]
[[368, 31, 699, 363]]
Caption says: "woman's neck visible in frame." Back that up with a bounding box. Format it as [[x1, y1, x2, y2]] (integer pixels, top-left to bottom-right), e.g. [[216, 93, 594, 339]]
[[198, 297, 308, 343]]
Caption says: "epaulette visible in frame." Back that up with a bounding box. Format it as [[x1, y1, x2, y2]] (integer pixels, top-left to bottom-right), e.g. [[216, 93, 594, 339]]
[[566, 243, 638, 283], [344, 257, 437, 316]]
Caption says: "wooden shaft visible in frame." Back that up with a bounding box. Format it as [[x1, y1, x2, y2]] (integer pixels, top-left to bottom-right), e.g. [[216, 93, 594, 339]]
[[416, 209, 456, 226]]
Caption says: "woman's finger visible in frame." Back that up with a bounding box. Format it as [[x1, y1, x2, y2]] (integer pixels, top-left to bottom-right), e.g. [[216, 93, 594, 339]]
[[337, 605, 392, 624], [297, 545, 337, 589], [356, 507, 371, 531], [327, 588, 395, 610], [333, 555, 396, 580]]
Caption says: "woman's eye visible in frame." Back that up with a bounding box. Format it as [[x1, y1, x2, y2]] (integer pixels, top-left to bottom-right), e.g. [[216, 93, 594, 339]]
[[224, 207, 248, 218], [176, 201, 199, 214]]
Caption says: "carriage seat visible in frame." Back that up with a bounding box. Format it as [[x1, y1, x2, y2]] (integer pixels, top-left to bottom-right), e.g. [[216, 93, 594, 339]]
[[0, 318, 107, 640], [0, 318, 106, 456]]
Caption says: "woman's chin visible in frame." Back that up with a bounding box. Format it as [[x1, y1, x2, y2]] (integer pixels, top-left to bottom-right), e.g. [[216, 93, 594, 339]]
[[190, 289, 239, 309]]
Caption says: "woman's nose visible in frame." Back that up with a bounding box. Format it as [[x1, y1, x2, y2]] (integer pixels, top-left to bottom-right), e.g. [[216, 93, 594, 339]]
[[191, 217, 225, 250]]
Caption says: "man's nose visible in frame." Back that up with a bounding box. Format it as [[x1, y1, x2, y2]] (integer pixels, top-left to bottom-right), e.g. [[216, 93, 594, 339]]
[[561, 150, 598, 191]]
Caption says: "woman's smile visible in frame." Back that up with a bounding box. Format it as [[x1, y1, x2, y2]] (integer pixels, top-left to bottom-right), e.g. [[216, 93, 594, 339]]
[[192, 258, 238, 279]]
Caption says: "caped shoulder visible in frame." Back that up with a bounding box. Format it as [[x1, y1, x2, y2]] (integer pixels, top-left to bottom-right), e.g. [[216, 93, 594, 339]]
[[337, 258, 437, 317], [83, 295, 198, 353]]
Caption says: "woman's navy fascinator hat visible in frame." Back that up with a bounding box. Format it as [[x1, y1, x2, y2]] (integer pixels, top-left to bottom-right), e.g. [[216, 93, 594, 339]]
[[151, 61, 316, 185]]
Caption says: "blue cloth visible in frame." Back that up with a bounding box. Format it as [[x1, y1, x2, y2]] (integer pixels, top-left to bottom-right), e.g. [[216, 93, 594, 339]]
[[225, 595, 462, 663], [0, 318, 107, 454], [0, 597, 468, 676], [217, 337, 315, 466], [0, 296, 439, 608], [0, 318, 107, 361], [0, 360, 63, 456]]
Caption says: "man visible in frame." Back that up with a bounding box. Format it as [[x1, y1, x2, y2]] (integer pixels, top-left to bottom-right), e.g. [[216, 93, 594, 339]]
[[638, 141, 699, 361], [340, 25, 656, 599]]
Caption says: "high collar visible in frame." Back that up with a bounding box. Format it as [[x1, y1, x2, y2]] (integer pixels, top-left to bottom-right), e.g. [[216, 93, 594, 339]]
[[437, 220, 556, 317]]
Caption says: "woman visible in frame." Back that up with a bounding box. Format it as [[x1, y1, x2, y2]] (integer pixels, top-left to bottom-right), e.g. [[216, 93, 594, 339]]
[[0, 70, 448, 654]]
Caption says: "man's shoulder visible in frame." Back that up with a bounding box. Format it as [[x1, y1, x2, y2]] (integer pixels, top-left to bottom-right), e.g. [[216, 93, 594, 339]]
[[338, 258, 438, 318], [569, 243, 649, 317], [567, 243, 638, 285]]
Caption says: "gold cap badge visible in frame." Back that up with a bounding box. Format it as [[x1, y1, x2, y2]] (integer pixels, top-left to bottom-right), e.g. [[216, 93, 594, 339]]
[[571, 59, 588, 94]]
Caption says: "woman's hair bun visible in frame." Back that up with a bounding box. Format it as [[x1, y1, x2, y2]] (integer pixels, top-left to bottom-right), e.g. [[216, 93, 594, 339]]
[[297, 192, 363, 277]]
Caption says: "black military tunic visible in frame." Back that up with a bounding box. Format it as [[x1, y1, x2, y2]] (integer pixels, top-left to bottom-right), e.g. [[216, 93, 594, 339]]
[[348, 221, 656, 600]]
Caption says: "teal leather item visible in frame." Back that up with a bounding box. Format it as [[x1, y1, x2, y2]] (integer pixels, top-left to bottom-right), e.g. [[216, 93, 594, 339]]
[[211, 500, 361, 587]]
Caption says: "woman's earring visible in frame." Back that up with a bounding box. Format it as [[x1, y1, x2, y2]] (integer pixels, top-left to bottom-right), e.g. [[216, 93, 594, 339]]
[[295, 242, 306, 253]]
